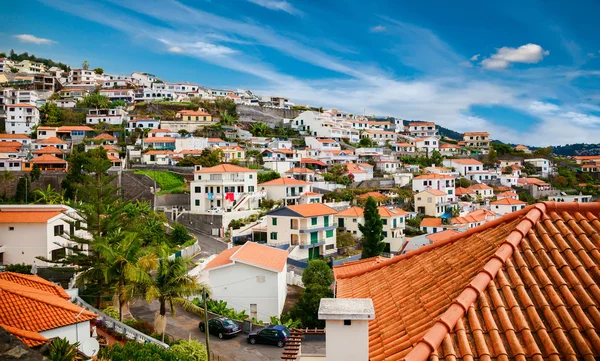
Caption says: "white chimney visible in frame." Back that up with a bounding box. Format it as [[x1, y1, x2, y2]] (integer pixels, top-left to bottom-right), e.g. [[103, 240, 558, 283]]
[[318, 298, 375, 361]]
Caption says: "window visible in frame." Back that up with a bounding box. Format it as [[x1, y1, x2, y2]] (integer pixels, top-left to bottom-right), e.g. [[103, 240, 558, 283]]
[[326, 244, 335, 250], [272, 218, 277, 226], [8, 226, 14, 231], [344, 320, 352, 326], [256, 275, 266, 283], [248, 186, 255, 192], [195, 187, 201, 193], [382, 231, 388, 237], [311, 217, 318, 226], [249, 174, 253, 179], [326, 230, 334, 238], [353, 218, 357, 223], [54, 225, 64, 236], [382, 219, 387, 225], [270, 232, 278, 240]]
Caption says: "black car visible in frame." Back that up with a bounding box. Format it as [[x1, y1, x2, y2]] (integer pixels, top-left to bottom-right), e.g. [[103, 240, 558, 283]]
[[247, 325, 291, 347], [198, 317, 242, 339]]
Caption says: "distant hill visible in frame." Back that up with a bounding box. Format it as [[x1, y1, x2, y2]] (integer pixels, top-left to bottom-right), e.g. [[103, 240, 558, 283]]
[[552, 143, 600, 156]]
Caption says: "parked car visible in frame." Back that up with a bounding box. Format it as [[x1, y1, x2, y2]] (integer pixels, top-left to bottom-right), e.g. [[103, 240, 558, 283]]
[[198, 317, 242, 339], [247, 325, 291, 347]]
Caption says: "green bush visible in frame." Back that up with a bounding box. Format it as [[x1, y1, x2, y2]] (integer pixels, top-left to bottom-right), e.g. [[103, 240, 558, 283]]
[[134, 170, 186, 194], [131, 321, 156, 335], [98, 342, 195, 361], [4, 263, 32, 274], [170, 340, 208, 361], [102, 306, 120, 319], [170, 222, 192, 245]]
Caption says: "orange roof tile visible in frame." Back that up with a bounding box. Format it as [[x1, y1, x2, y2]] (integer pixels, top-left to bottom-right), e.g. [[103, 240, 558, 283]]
[[57, 126, 94, 132], [414, 173, 454, 179], [426, 229, 460, 243], [31, 154, 68, 164], [300, 158, 327, 166], [336, 206, 364, 217], [91, 133, 118, 141], [9, 103, 36, 108], [285, 167, 315, 174], [0, 141, 23, 148], [336, 201, 600, 361], [490, 198, 526, 205], [377, 207, 408, 218], [357, 192, 387, 200], [420, 189, 447, 196], [286, 203, 337, 217], [207, 138, 225, 142], [0, 273, 70, 299], [420, 218, 442, 227], [0, 279, 96, 346], [145, 136, 175, 143], [0, 134, 30, 139], [496, 191, 518, 197], [0, 210, 62, 223], [449, 158, 482, 165], [455, 187, 475, 196], [300, 192, 321, 197], [345, 163, 368, 174], [32, 145, 64, 155], [0, 147, 19, 153], [194, 164, 257, 173], [230, 242, 288, 272], [259, 177, 311, 186], [37, 137, 67, 145], [0, 323, 49, 346], [469, 183, 492, 190], [463, 131, 489, 136], [177, 109, 211, 116], [202, 246, 241, 271], [333, 256, 387, 280]]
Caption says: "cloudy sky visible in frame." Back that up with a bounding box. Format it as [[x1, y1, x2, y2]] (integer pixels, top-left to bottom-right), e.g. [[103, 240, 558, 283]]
[[2, 0, 599, 146]]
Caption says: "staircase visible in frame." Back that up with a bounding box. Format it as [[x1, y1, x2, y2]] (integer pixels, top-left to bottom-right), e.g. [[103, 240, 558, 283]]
[[232, 194, 249, 211]]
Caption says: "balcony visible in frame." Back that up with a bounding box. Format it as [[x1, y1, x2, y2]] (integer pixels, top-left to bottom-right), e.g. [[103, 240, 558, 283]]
[[299, 240, 326, 249], [195, 178, 246, 183], [298, 223, 337, 233]]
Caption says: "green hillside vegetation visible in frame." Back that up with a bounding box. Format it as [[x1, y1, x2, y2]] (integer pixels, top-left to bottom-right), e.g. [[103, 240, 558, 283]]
[[134, 170, 187, 194]]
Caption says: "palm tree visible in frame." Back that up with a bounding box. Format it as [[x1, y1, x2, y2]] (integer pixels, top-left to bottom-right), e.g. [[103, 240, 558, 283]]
[[48, 338, 80, 361], [145, 256, 209, 342], [34, 184, 65, 204], [94, 231, 158, 321], [250, 123, 270, 137]]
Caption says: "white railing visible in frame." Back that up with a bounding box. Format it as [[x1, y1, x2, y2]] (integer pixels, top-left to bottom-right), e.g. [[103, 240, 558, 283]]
[[71, 296, 169, 348]]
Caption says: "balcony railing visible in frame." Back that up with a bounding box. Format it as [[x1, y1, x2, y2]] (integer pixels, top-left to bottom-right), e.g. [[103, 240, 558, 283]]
[[196, 178, 246, 183], [299, 240, 326, 249], [298, 223, 337, 233]]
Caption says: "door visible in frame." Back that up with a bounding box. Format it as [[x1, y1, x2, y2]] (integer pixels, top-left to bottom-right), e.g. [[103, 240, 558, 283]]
[[338, 218, 344, 228], [311, 232, 318, 244], [324, 216, 329, 227], [250, 304, 257, 321]]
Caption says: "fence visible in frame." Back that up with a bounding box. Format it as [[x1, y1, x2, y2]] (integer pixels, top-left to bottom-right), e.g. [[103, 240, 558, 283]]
[[71, 296, 169, 348], [168, 240, 201, 260], [287, 258, 309, 268], [331, 254, 362, 267], [286, 271, 304, 287]]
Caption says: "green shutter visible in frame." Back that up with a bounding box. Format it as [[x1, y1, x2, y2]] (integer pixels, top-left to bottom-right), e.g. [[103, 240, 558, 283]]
[[326, 230, 333, 238], [312, 217, 318, 226], [272, 218, 277, 226], [324, 216, 329, 227], [311, 232, 318, 243]]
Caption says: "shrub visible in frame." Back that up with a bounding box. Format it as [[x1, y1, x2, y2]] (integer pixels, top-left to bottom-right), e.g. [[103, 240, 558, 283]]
[[4, 263, 32, 274], [170, 340, 208, 361], [302, 260, 333, 288], [98, 342, 194, 361], [102, 306, 120, 319], [131, 321, 156, 335], [170, 222, 192, 245]]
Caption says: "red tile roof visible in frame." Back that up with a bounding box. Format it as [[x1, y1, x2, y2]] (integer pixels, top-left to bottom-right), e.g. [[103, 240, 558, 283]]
[[204, 242, 288, 272], [145, 136, 175, 143], [420, 189, 447, 196], [414, 174, 453, 179], [377, 207, 408, 218], [490, 198, 527, 205], [31, 154, 68, 164], [32, 145, 64, 155], [455, 187, 475, 196], [259, 177, 311, 186], [300, 158, 327, 166], [285, 167, 315, 174], [91, 133, 118, 141], [0, 278, 96, 347], [333, 256, 387, 280], [420, 218, 442, 227], [336, 201, 600, 361], [37, 137, 67, 145], [469, 183, 492, 190], [0, 272, 70, 299], [0, 210, 62, 223], [57, 126, 94, 132], [286, 203, 337, 217], [336, 206, 364, 217], [194, 164, 257, 173], [357, 192, 387, 200], [0, 134, 30, 139], [449, 158, 482, 165], [426, 229, 460, 243]]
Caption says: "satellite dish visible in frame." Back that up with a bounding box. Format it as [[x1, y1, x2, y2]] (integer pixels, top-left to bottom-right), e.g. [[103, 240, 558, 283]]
[[80, 337, 99, 357]]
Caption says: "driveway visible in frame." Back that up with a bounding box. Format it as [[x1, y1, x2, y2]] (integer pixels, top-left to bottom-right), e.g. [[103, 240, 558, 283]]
[[130, 300, 324, 361]]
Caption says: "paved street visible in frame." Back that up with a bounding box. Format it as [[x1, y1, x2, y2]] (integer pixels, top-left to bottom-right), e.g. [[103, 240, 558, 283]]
[[191, 231, 228, 259], [130, 300, 325, 361]]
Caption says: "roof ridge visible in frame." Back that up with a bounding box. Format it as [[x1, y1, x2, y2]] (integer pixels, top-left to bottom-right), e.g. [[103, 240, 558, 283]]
[[401, 200, 600, 361]]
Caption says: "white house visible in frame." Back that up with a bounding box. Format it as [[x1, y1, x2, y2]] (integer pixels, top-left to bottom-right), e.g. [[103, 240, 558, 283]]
[[414, 190, 449, 217], [391, 142, 416, 153], [190, 164, 259, 213], [127, 117, 160, 130], [361, 130, 398, 146], [548, 194, 593, 203], [344, 163, 372, 182], [500, 173, 518, 188], [525, 158, 552, 177], [5, 103, 39, 134], [490, 198, 527, 215], [305, 137, 341, 151], [86, 107, 127, 125], [412, 137, 439, 155], [130, 72, 160, 88], [266, 203, 338, 260], [0, 272, 99, 357], [468, 184, 494, 199], [443, 158, 483, 176], [408, 121, 437, 137], [99, 89, 134, 103], [496, 191, 519, 200], [259, 177, 313, 206], [439, 143, 461, 156], [412, 174, 456, 202], [202, 242, 288, 322], [0, 205, 88, 266], [419, 218, 444, 234]]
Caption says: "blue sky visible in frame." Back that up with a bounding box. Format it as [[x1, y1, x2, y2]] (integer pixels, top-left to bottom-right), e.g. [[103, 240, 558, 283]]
[[1, 0, 600, 145]]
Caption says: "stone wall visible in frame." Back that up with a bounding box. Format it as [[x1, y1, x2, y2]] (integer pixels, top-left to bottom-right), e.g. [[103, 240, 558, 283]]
[[155, 193, 190, 208], [0, 171, 64, 198], [172, 211, 224, 237], [237, 105, 301, 126], [118, 171, 155, 206]]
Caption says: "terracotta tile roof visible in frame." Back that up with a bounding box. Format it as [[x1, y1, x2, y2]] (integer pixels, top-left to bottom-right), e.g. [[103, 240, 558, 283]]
[[0, 208, 63, 223], [208, 138, 225, 143], [455, 187, 475, 196], [149, 129, 172, 133], [421, 189, 447, 197], [518, 177, 549, 186], [285, 167, 315, 174], [286, 203, 337, 217], [377, 207, 408, 218], [409, 121, 435, 127], [9, 103, 37, 108], [490, 198, 527, 205], [0, 323, 49, 346], [32, 145, 64, 154], [57, 126, 94, 132], [37, 137, 67, 145], [177, 109, 211, 116], [91, 133, 118, 141], [195, 164, 257, 173], [514, 144, 529, 150], [32, 154, 67, 164], [0, 141, 23, 149], [0, 147, 19, 153], [395, 142, 413, 147], [448, 158, 482, 165], [451, 214, 485, 225], [300, 158, 327, 166], [333, 256, 387, 280], [469, 183, 492, 190], [439, 143, 460, 149], [144, 150, 175, 155], [426, 229, 460, 243], [0, 273, 70, 299], [336, 206, 364, 217], [259, 177, 311, 186], [204, 242, 288, 272], [463, 131, 489, 136], [497, 191, 519, 197], [0, 134, 30, 139], [358, 192, 387, 200], [301, 192, 322, 197], [0, 278, 96, 347], [414, 174, 454, 180], [336, 201, 600, 361], [420, 218, 442, 227], [345, 163, 368, 174]]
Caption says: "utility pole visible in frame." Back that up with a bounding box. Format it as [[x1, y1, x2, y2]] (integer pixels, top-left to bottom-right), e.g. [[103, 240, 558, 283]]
[[203, 288, 211, 360]]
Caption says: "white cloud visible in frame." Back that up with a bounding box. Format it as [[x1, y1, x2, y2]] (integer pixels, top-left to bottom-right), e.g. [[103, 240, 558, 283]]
[[370, 25, 386, 33], [469, 54, 480, 61], [13, 34, 56, 45], [529, 101, 560, 113], [168, 46, 183, 53], [247, 0, 302, 15], [561, 111, 600, 125], [481, 43, 549, 70]]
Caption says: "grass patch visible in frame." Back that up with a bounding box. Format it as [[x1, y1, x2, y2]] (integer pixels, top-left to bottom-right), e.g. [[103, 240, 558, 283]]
[[134, 170, 188, 194]]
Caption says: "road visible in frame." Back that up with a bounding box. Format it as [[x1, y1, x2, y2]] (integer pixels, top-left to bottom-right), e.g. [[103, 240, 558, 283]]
[[191, 231, 228, 259], [130, 300, 325, 361]]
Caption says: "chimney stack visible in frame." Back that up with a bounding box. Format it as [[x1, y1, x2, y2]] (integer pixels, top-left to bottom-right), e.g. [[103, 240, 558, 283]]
[[319, 298, 375, 361]]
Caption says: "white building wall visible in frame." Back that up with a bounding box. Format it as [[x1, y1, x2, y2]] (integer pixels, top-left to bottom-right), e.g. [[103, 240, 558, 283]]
[[208, 262, 285, 322]]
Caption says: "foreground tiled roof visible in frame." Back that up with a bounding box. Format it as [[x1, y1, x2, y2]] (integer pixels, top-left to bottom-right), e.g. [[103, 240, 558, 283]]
[[0, 272, 70, 299], [336, 201, 600, 361], [0, 278, 96, 347], [333, 256, 387, 280]]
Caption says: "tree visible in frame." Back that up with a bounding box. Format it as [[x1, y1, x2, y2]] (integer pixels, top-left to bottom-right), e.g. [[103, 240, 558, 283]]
[[145, 256, 208, 342], [82, 60, 89, 70], [110, 99, 126, 108], [178, 129, 189, 137], [487, 146, 498, 164], [15, 176, 30, 203], [34, 184, 65, 204], [250, 123, 270, 136], [39, 102, 62, 124], [336, 231, 355, 250], [257, 170, 280, 184], [491, 142, 513, 156], [93, 67, 104, 75], [358, 137, 374, 148], [77, 90, 110, 109], [10, 67, 18, 73], [553, 175, 569, 189], [47, 337, 80, 361], [30, 163, 41, 182], [170, 340, 208, 361], [198, 148, 224, 167], [457, 177, 471, 188], [287, 284, 332, 328], [302, 260, 333, 288], [359, 196, 385, 259], [429, 150, 444, 166], [169, 222, 192, 245], [98, 342, 196, 361]]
